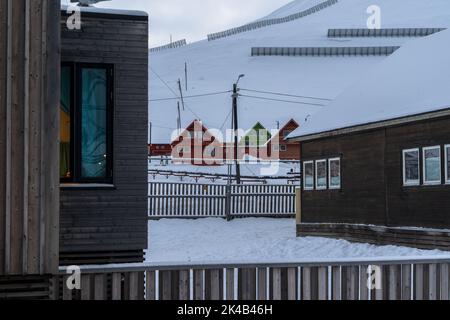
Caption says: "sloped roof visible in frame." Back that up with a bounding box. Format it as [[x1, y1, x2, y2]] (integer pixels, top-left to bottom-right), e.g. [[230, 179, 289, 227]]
[[288, 28, 450, 141]]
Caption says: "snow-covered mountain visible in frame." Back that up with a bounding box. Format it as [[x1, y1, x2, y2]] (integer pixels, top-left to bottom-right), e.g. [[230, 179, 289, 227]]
[[150, 0, 450, 143]]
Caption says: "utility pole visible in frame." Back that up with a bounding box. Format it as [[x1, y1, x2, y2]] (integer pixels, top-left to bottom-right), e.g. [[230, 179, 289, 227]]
[[178, 79, 185, 110], [232, 75, 244, 184], [185, 62, 188, 91]]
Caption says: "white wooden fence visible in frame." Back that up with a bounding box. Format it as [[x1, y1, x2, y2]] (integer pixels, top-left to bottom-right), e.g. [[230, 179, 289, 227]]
[[148, 182, 296, 218], [58, 256, 450, 300]]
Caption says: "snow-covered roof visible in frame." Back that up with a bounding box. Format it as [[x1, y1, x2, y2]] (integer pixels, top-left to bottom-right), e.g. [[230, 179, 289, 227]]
[[61, 4, 148, 17], [288, 28, 450, 141], [150, 0, 450, 144]]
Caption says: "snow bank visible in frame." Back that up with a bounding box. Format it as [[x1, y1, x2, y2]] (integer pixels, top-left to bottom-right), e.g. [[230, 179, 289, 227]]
[[146, 218, 447, 263]]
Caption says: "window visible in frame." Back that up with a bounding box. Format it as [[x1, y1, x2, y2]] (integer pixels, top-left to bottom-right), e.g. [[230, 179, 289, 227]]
[[329, 158, 341, 189], [402, 148, 420, 186], [446, 145, 450, 184], [280, 145, 287, 152], [60, 63, 113, 183], [423, 146, 441, 185], [315, 160, 327, 190], [303, 161, 314, 190]]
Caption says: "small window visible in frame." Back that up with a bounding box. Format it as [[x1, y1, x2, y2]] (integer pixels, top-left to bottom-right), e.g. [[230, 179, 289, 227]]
[[423, 146, 441, 185], [280, 145, 287, 152], [446, 145, 450, 184], [403, 148, 420, 186], [315, 160, 327, 190], [329, 158, 341, 189], [303, 161, 314, 190]]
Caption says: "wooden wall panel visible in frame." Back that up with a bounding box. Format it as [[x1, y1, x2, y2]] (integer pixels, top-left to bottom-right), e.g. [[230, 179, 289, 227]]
[[0, 0, 60, 276], [59, 12, 149, 262]]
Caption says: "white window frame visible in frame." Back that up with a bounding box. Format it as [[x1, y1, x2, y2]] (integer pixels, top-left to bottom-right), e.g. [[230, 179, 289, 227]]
[[402, 148, 420, 187], [303, 161, 314, 191], [445, 144, 450, 184], [280, 145, 287, 152], [328, 157, 341, 190], [422, 145, 441, 185], [315, 159, 327, 190]]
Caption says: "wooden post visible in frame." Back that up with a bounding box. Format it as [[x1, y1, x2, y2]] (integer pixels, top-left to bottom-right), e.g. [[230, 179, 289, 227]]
[[295, 187, 302, 225]]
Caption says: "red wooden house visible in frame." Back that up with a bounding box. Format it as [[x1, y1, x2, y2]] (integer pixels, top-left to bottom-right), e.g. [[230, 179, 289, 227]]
[[264, 119, 301, 160]]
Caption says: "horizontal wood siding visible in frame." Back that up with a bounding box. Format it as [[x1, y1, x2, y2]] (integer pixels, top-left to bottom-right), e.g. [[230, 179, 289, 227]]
[[300, 115, 450, 233], [0, 0, 60, 276], [301, 130, 387, 225], [59, 13, 149, 261]]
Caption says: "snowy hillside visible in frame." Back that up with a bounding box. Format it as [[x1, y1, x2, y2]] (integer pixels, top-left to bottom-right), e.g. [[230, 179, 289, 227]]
[[150, 0, 450, 144]]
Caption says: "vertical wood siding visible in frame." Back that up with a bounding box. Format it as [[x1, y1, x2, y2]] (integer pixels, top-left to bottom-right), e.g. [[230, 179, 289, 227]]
[[59, 13, 149, 261], [0, 0, 60, 276]]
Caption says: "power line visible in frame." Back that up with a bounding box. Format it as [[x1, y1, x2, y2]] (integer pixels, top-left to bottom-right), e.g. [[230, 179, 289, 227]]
[[239, 94, 325, 107], [150, 90, 232, 102], [150, 67, 203, 120], [240, 88, 332, 101]]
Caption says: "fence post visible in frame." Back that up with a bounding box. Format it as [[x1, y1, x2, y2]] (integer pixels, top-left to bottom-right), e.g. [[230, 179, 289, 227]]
[[225, 184, 232, 221], [295, 187, 302, 225]]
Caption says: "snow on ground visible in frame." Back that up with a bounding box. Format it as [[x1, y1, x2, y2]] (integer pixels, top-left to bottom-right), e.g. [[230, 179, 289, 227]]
[[146, 218, 447, 263]]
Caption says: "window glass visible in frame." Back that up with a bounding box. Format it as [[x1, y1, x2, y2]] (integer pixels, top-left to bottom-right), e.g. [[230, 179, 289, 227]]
[[60, 66, 72, 179], [316, 160, 327, 189], [81, 68, 108, 179], [423, 146, 441, 184], [403, 149, 420, 185], [303, 162, 314, 190], [329, 158, 341, 189]]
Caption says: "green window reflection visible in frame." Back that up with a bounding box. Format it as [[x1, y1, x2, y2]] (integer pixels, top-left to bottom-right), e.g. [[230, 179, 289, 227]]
[[81, 68, 108, 179], [60, 66, 72, 179]]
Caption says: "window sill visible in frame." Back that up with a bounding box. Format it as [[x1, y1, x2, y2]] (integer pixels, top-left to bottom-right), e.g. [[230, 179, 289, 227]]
[[61, 183, 116, 191]]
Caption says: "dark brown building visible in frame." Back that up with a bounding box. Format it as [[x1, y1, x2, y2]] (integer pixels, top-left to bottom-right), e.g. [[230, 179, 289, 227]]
[[290, 110, 450, 250], [59, 7, 149, 264]]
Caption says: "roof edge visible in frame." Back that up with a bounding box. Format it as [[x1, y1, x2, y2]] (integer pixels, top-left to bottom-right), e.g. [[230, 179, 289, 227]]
[[287, 107, 450, 143]]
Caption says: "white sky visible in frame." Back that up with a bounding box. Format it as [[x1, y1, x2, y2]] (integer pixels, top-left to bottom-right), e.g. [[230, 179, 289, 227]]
[[88, 0, 294, 47]]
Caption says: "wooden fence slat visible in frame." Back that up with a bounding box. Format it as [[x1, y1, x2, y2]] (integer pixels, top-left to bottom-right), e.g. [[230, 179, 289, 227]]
[[129, 272, 139, 300], [81, 274, 91, 300], [302, 267, 311, 300], [318, 266, 328, 300], [428, 264, 437, 301], [257, 268, 267, 300], [146, 271, 156, 301], [272, 268, 282, 300], [359, 265, 369, 300], [287, 267, 297, 300], [401, 265, 412, 300], [112, 272, 122, 301], [440, 264, 449, 300], [179, 270, 189, 300], [62, 276, 72, 300], [388, 265, 401, 300], [415, 264, 424, 300], [194, 269, 204, 300], [94, 274, 106, 300], [332, 266, 340, 300], [226, 268, 235, 300]]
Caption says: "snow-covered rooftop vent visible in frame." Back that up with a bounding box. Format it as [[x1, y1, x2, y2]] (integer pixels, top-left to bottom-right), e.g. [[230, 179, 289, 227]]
[[70, 0, 111, 7]]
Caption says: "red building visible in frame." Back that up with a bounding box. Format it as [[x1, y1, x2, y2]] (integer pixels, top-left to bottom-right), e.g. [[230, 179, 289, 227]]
[[149, 143, 172, 157], [264, 119, 300, 160], [171, 120, 225, 166]]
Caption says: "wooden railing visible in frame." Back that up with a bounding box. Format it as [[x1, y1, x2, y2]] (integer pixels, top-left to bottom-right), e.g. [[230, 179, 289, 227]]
[[148, 182, 296, 218], [58, 256, 450, 300]]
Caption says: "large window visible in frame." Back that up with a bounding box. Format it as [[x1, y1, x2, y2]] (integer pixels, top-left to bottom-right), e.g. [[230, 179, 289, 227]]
[[303, 161, 314, 190], [315, 160, 327, 190], [60, 63, 113, 183], [423, 146, 441, 185], [402, 148, 420, 186], [446, 145, 450, 184], [328, 158, 341, 189]]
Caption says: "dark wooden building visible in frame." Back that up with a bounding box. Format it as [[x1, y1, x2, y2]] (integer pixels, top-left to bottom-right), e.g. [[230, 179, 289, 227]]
[[292, 110, 450, 250], [0, 0, 60, 298], [59, 7, 149, 265]]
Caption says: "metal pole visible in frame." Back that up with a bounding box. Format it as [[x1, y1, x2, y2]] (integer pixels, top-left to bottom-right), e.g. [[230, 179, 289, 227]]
[[232, 83, 241, 184]]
